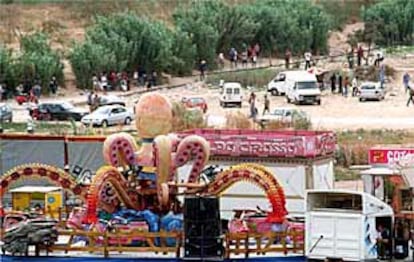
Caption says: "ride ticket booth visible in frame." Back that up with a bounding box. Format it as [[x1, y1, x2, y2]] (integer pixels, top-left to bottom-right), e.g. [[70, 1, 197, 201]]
[[10, 186, 63, 219]]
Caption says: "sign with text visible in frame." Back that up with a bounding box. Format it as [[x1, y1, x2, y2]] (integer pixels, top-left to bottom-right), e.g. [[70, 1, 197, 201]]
[[369, 148, 414, 166], [178, 130, 336, 158]]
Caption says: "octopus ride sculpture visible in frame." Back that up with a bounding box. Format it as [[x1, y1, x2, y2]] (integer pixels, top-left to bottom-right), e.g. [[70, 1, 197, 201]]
[[85, 93, 288, 224]]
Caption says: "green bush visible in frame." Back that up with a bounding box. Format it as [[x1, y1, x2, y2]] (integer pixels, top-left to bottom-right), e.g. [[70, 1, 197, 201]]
[[0, 32, 63, 95], [69, 12, 184, 89], [245, 0, 332, 56], [169, 29, 197, 76], [173, 0, 259, 66], [0, 46, 17, 91], [362, 0, 414, 46]]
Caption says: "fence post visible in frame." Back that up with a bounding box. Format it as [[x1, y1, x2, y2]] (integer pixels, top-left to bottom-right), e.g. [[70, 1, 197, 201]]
[[175, 232, 181, 258], [103, 231, 108, 258], [244, 233, 249, 259], [282, 231, 287, 255]]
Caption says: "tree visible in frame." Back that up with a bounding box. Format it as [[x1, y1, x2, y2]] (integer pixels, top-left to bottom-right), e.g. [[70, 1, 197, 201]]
[[362, 0, 414, 46], [173, 0, 259, 67]]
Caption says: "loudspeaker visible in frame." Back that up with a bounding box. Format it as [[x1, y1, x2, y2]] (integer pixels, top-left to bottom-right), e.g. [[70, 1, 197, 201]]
[[185, 237, 224, 258], [185, 221, 221, 238], [184, 196, 223, 259], [184, 196, 220, 222]]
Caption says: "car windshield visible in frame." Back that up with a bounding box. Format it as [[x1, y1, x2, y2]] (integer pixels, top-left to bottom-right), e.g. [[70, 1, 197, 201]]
[[297, 81, 317, 90], [94, 107, 110, 114], [361, 85, 376, 90], [61, 102, 75, 110]]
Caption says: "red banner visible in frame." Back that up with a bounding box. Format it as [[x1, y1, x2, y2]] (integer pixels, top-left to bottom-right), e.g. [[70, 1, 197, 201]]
[[369, 148, 414, 165], [178, 129, 336, 158]]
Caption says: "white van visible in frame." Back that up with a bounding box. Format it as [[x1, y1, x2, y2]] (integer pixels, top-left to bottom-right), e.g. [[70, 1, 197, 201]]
[[285, 71, 321, 105], [219, 82, 243, 108], [306, 190, 393, 261], [267, 72, 287, 96]]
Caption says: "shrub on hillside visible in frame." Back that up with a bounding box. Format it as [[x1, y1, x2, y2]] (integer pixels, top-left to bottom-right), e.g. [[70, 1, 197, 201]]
[[362, 0, 414, 46], [0, 32, 63, 95], [69, 12, 195, 89], [173, 0, 259, 67], [243, 0, 332, 56]]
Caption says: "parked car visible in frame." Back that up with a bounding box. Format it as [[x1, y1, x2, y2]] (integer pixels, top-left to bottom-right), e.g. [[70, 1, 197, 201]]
[[219, 82, 243, 108], [359, 82, 385, 102], [181, 97, 208, 113], [29, 101, 88, 121], [0, 103, 13, 122], [98, 95, 126, 107], [81, 105, 134, 127], [256, 107, 308, 126]]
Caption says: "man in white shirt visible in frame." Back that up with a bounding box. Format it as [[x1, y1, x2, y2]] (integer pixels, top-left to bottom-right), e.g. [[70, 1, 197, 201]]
[[304, 51, 312, 70], [352, 76, 359, 96]]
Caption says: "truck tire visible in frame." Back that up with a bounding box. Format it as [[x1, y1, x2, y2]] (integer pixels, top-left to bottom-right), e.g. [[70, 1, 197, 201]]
[[317, 100, 321, 105], [271, 89, 279, 96], [238, 102, 242, 108]]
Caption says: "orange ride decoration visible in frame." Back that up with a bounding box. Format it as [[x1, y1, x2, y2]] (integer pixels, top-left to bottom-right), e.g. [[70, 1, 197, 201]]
[[0, 163, 87, 200]]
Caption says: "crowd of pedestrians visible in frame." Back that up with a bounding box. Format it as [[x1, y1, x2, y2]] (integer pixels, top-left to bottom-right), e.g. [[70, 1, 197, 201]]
[[0, 76, 59, 104]]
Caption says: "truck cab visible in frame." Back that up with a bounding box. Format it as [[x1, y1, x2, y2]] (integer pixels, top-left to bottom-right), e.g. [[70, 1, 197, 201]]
[[285, 71, 321, 105]]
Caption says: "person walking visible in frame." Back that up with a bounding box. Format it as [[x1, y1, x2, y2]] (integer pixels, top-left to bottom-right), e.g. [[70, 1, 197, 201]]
[[403, 72, 410, 93], [263, 94, 270, 115], [199, 60, 207, 81], [49, 76, 58, 95], [343, 76, 349, 97], [347, 48, 354, 69], [379, 64, 385, 89], [357, 45, 364, 67], [241, 50, 248, 68], [352, 76, 359, 96], [218, 53, 225, 69], [285, 49, 291, 69], [338, 73, 343, 95], [407, 85, 414, 107], [330, 73, 336, 93], [229, 47, 238, 68], [248, 92, 257, 119], [304, 50, 312, 70]]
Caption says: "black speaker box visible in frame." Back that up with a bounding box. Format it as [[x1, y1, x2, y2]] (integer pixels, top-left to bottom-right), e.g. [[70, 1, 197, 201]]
[[183, 196, 223, 260], [184, 237, 224, 258], [184, 196, 220, 221]]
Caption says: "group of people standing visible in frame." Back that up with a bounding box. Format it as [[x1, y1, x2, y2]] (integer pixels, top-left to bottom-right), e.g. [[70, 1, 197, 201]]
[[91, 69, 158, 93], [330, 73, 359, 97], [92, 71, 130, 92], [248, 92, 270, 120], [225, 43, 261, 69], [14, 76, 58, 104]]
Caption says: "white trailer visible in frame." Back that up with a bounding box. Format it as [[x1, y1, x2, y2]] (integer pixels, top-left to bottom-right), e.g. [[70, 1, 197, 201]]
[[305, 190, 394, 261]]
